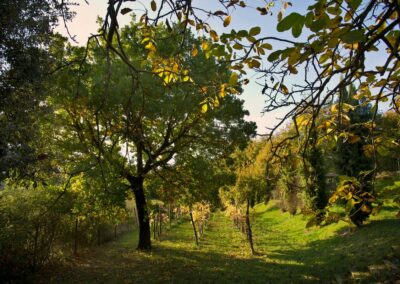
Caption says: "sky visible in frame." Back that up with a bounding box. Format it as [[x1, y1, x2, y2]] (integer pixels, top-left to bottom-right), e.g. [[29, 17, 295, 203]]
[[55, 0, 318, 135]]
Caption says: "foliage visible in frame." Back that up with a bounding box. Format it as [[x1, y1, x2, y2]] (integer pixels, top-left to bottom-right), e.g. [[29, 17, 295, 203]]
[[333, 85, 375, 178], [0, 0, 73, 180], [376, 111, 400, 171], [272, 137, 306, 215], [104, 0, 400, 147], [191, 202, 211, 238], [324, 176, 380, 227], [50, 19, 256, 250], [0, 171, 132, 281], [0, 181, 71, 279]]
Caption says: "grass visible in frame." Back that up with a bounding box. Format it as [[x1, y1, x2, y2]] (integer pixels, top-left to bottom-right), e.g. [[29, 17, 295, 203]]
[[35, 200, 400, 284]]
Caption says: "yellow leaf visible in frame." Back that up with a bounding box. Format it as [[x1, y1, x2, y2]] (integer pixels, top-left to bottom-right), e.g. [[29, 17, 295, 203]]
[[145, 42, 156, 52], [248, 59, 261, 69], [191, 47, 198, 57], [213, 98, 220, 107], [361, 204, 371, 213], [201, 41, 210, 51], [280, 84, 289, 94], [210, 30, 219, 42], [344, 11, 352, 22], [363, 144, 374, 157], [330, 103, 339, 113], [374, 79, 387, 87], [223, 16, 231, 27], [219, 84, 227, 98], [201, 103, 208, 113], [200, 86, 208, 94], [347, 134, 361, 144], [141, 37, 151, 44], [329, 193, 339, 204]]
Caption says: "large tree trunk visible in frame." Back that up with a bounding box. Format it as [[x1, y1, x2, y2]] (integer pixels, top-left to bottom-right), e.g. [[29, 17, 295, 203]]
[[130, 176, 151, 251]]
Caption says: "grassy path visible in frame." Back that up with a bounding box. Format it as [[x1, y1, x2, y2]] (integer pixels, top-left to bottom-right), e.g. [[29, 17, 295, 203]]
[[36, 203, 400, 283]]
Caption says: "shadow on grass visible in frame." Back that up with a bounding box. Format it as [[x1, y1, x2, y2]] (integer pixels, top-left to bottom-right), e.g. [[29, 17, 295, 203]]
[[37, 218, 400, 284], [266, 218, 400, 283]]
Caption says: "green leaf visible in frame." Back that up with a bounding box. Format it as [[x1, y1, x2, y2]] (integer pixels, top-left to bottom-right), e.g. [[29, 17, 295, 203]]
[[310, 14, 329, 32], [248, 59, 261, 68], [267, 50, 282, 62], [277, 12, 304, 32], [121, 8, 132, 15], [346, 0, 362, 10], [341, 30, 366, 44], [237, 30, 248, 37], [292, 21, 304, 38], [212, 45, 225, 57], [260, 43, 272, 50], [232, 43, 243, 50], [151, 0, 157, 11], [305, 12, 314, 28], [246, 35, 257, 43], [249, 26, 261, 36], [229, 72, 239, 86]]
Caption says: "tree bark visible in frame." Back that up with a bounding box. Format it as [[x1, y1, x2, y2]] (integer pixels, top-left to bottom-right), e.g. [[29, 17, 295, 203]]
[[74, 218, 78, 255], [153, 216, 156, 240], [97, 225, 101, 246], [168, 203, 172, 229], [189, 210, 199, 246], [32, 224, 39, 272], [245, 198, 255, 255], [130, 176, 151, 251], [158, 206, 162, 239]]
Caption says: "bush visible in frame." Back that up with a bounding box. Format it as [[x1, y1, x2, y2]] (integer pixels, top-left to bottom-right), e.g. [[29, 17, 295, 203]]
[[0, 182, 71, 280]]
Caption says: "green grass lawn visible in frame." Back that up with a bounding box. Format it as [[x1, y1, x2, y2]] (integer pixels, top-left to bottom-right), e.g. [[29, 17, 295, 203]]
[[35, 201, 400, 284]]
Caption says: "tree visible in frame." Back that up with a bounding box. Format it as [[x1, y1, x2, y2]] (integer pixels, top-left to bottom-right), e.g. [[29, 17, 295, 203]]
[[52, 22, 255, 250], [334, 85, 374, 178], [328, 85, 376, 225], [91, 2, 400, 225], [0, 0, 73, 180]]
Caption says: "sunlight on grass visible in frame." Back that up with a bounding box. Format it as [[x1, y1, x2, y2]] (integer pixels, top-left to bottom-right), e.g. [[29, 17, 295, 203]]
[[39, 201, 400, 283]]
